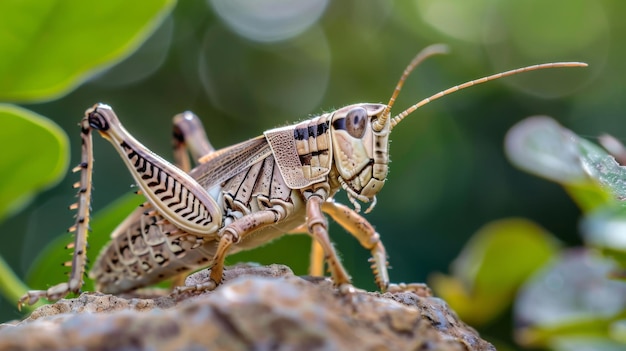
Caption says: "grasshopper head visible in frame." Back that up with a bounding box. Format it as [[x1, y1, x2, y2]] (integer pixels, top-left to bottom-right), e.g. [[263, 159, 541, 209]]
[[331, 44, 586, 213], [330, 103, 389, 212]]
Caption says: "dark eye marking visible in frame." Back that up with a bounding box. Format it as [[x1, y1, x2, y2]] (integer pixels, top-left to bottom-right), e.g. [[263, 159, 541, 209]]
[[332, 117, 346, 131]]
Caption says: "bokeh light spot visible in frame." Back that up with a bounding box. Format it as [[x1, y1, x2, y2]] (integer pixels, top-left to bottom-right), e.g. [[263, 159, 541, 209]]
[[209, 0, 329, 43]]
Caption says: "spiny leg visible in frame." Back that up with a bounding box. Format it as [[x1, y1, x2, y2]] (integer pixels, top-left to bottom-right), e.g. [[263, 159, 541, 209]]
[[19, 116, 95, 309], [303, 189, 352, 289], [175, 209, 285, 295], [20, 104, 223, 308], [97, 110, 218, 293], [320, 200, 389, 291], [319, 201, 427, 295]]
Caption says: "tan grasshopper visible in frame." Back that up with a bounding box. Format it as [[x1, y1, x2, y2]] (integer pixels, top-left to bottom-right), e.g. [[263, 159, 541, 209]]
[[19, 44, 586, 308]]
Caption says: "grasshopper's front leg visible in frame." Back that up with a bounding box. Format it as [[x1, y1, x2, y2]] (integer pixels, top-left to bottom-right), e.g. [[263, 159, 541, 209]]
[[20, 104, 224, 308], [290, 200, 389, 291], [320, 201, 389, 291]]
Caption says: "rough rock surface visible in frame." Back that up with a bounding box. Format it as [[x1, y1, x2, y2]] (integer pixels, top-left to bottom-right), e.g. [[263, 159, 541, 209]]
[[0, 264, 495, 351]]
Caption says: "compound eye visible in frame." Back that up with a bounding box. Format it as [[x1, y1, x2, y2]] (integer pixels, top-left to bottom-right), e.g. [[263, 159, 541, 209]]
[[345, 107, 367, 138]]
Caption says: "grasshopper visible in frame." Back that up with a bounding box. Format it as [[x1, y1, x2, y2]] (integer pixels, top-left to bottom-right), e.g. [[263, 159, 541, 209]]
[[19, 44, 586, 308]]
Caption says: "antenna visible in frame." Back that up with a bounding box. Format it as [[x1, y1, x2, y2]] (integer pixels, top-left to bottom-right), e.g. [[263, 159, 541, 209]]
[[389, 61, 588, 129], [372, 44, 450, 132]]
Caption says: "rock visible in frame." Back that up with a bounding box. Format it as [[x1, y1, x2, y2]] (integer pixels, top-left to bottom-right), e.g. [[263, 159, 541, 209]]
[[0, 264, 495, 351]]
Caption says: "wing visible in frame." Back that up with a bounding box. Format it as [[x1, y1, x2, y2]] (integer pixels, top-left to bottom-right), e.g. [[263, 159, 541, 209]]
[[190, 135, 273, 189]]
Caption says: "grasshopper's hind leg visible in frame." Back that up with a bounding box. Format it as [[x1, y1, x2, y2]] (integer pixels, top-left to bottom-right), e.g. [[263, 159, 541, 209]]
[[91, 111, 218, 294], [20, 105, 223, 308], [169, 111, 215, 288], [172, 111, 215, 172], [19, 115, 96, 309]]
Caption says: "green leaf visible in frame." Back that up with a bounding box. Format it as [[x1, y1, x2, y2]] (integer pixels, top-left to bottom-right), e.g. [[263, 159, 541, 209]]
[[563, 182, 613, 213], [505, 116, 625, 211], [549, 338, 626, 351], [0, 104, 69, 221], [581, 205, 626, 275], [0, 0, 175, 101], [26, 194, 143, 292], [505, 116, 588, 183], [430, 218, 559, 326], [515, 250, 626, 349], [577, 136, 626, 200], [611, 319, 626, 344], [0, 255, 43, 311]]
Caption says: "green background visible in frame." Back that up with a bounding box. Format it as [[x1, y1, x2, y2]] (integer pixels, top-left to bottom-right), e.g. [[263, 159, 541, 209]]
[[0, 0, 621, 347]]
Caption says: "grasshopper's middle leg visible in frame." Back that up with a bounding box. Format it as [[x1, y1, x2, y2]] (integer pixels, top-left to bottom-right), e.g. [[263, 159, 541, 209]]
[[285, 224, 325, 277], [175, 208, 288, 294]]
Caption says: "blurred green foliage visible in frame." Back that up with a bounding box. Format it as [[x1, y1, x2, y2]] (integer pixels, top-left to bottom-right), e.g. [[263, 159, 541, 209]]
[[0, 105, 68, 222], [430, 218, 559, 326], [0, 105, 68, 309], [1, 1, 625, 350], [0, 0, 175, 100], [0, 0, 175, 313], [432, 116, 626, 349]]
